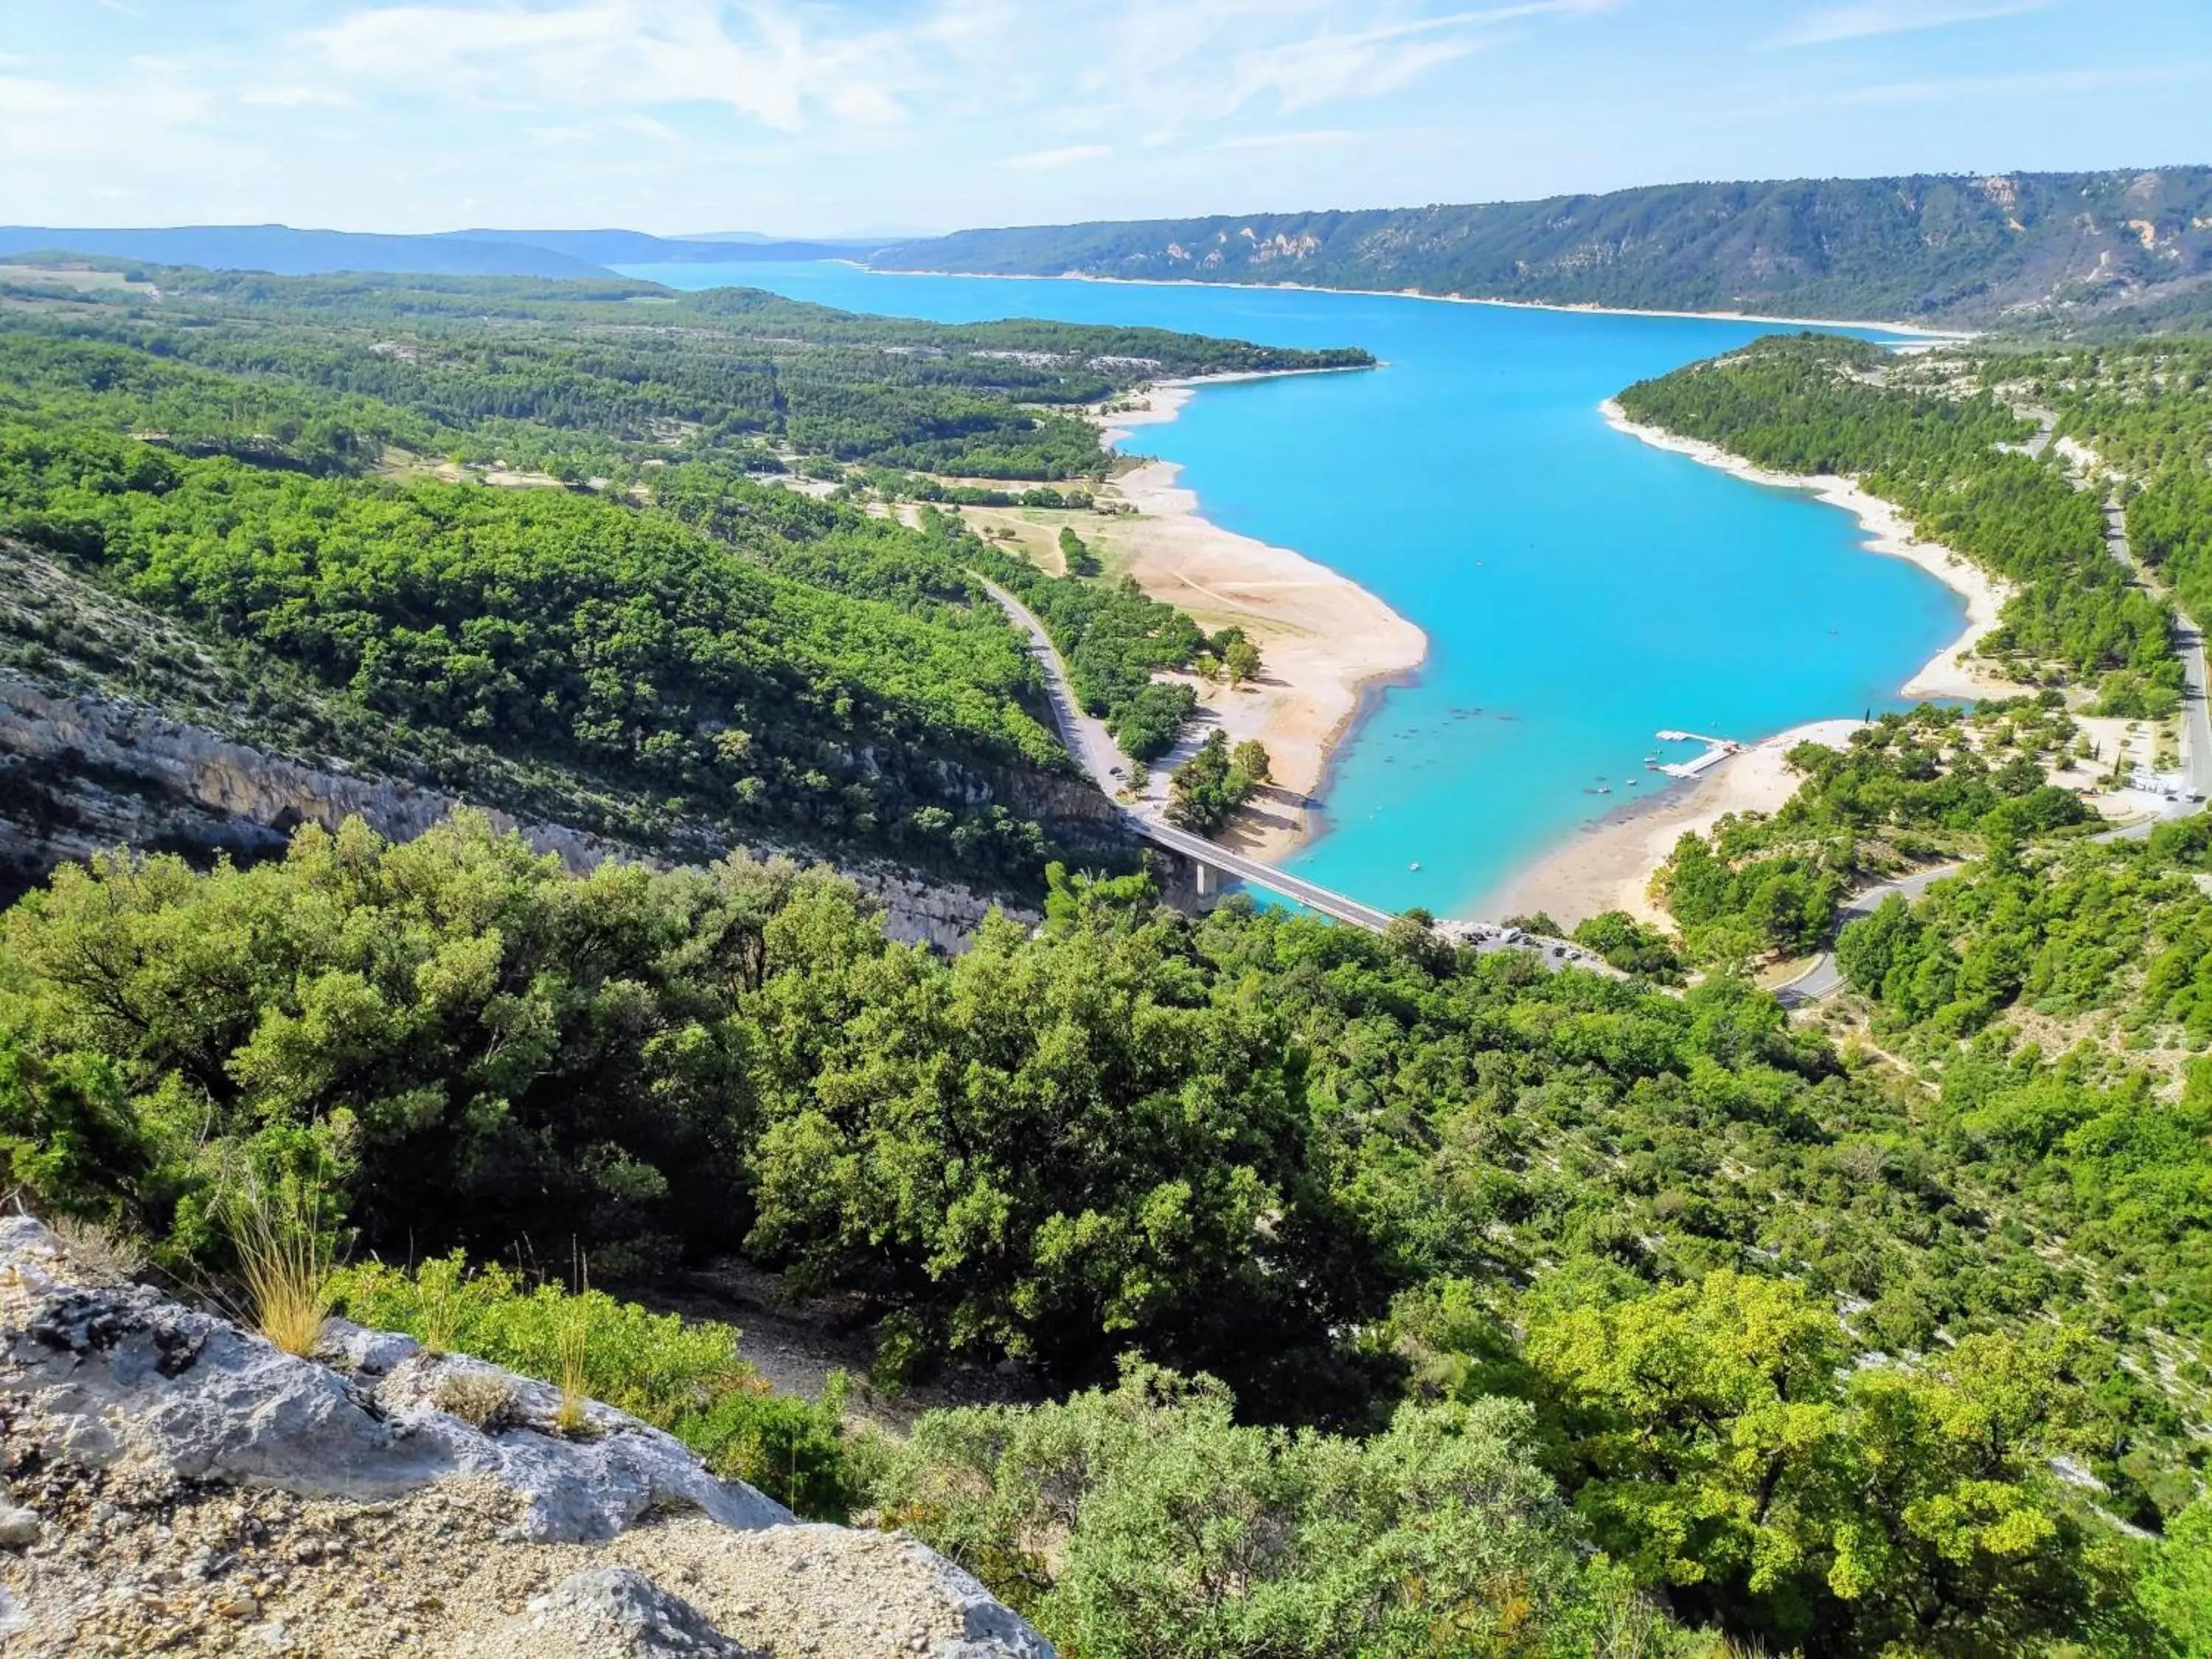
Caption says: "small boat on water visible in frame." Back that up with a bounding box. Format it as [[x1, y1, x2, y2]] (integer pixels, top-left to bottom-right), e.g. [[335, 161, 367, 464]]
[[1408, 861, 1422, 872]]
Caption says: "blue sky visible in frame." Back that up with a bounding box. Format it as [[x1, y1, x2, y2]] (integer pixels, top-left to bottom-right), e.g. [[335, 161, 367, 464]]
[[3, 0, 2208, 236]]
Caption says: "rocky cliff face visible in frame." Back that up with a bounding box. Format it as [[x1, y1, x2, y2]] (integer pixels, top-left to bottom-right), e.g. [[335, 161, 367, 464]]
[[0, 672, 1040, 951], [0, 1216, 1051, 1657]]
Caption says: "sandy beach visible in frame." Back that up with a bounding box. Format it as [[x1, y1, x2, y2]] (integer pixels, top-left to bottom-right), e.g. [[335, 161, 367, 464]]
[[1494, 405, 2036, 928], [962, 376, 1425, 859], [1599, 400, 2028, 703], [1492, 719, 1866, 926]]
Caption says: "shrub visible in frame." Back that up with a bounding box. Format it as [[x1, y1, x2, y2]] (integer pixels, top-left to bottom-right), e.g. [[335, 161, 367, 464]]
[[332, 1254, 859, 1518], [433, 1367, 520, 1432], [874, 1360, 1700, 1659]]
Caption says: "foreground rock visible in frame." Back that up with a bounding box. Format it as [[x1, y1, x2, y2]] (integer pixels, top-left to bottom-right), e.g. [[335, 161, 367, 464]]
[[0, 1217, 1051, 1658]]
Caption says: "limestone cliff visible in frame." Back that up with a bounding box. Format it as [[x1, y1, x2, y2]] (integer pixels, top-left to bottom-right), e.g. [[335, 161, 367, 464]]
[[0, 672, 1038, 950]]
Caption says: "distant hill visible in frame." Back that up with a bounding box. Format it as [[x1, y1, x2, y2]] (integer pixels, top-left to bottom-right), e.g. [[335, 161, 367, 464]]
[[445, 229, 877, 264], [0, 223, 613, 279], [873, 168, 2212, 328], [0, 224, 889, 279]]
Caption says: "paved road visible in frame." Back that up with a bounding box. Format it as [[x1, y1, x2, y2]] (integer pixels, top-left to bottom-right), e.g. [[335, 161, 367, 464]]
[[1775, 798, 2194, 1008], [973, 571, 1396, 928], [971, 573, 1131, 797], [2107, 499, 2212, 801], [2090, 482, 2211, 796], [1772, 862, 1961, 1006], [974, 571, 1607, 959], [2176, 618, 2212, 801], [1772, 802, 2194, 1007], [1778, 497, 2212, 1010]]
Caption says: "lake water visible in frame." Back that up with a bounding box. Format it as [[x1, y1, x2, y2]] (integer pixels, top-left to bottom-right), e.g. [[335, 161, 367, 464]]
[[622, 262, 1956, 919]]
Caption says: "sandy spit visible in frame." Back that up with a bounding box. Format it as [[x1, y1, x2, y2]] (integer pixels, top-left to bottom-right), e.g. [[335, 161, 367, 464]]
[[961, 372, 1425, 860], [1491, 719, 1868, 928], [1095, 378, 1426, 858]]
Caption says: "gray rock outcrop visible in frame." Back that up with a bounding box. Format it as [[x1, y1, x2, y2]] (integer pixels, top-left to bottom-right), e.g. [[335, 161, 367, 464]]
[[465, 1567, 762, 1658], [0, 1215, 1055, 1658], [0, 1216, 787, 1543], [0, 672, 1042, 950]]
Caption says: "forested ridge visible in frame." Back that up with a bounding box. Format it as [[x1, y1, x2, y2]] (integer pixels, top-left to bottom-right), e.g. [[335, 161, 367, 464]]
[[1619, 333, 2212, 962], [0, 268, 1340, 879], [0, 258, 1369, 480], [876, 167, 2212, 330], [1620, 334, 2175, 706]]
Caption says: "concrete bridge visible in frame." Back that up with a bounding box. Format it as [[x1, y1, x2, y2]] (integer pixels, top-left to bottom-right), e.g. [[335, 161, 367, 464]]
[[973, 573, 1606, 970], [1128, 813, 1394, 929]]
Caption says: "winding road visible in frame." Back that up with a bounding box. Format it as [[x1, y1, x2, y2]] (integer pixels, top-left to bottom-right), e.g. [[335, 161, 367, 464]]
[[973, 571, 1607, 964], [1775, 496, 2207, 1007], [973, 573, 1397, 930], [2104, 498, 2212, 801], [1772, 861, 1961, 1007]]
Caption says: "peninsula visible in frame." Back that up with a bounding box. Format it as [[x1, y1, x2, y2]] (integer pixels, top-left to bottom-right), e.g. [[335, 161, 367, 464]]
[[953, 374, 1425, 859]]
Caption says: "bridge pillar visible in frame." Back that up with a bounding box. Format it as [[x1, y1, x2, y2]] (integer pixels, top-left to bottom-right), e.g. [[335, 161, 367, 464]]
[[1194, 862, 1218, 899]]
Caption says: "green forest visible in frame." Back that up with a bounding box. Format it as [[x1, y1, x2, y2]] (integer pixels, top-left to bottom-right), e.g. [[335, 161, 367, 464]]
[[1619, 333, 2212, 970], [1620, 335, 2176, 708], [7, 815, 2210, 1655], [0, 258, 1370, 480], [0, 271, 1338, 882], [6, 268, 2212, 1655]]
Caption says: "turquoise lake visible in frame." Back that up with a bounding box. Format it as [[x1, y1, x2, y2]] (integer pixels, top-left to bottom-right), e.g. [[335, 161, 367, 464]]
[[622, 262, 1955, 919]]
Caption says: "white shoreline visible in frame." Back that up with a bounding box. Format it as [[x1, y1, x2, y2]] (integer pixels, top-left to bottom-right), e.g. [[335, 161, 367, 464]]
[[1492, 719, 1869, 928], [1097, 364, 1376, 445], [845, 260, 1973, 339], [1490, 402, 2029, 928], [1599, 399, 2025, 703], [1079, 369, 1427, 858]]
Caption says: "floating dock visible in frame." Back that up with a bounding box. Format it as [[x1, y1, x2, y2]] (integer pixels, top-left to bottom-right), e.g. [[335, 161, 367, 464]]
[[1652, 729, 1742, 779]]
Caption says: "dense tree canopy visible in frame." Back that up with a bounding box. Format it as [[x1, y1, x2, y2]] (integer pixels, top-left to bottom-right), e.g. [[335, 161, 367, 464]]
[[1620, 335, 2176, 701], [4, 814, 2199, 1654]]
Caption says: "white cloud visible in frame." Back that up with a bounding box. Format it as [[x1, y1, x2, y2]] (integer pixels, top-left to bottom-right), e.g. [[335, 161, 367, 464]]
[[300, 0, 1604, 140], [525, 112, 684, 147], [1698, 59, 2211, 128], [305, 0, 936, 133], [1819, 61, 2207, 105], [0, 65, 253, 223], [998, 143, 1112, 171], [1773, 0, 2053, 48]]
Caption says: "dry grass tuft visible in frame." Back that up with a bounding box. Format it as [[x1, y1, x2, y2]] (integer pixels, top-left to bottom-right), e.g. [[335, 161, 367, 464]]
[[223, 1172, 337, 1358], [49, 1214, 148, 1286], [554, 1301, 594, 1437], [415, 1253, 463, 1356]]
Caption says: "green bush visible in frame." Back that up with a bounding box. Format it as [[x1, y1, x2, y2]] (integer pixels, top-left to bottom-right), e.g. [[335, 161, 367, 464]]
[[332, 1253, 859, 1520], [877, 1360, 1705, 1659]]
